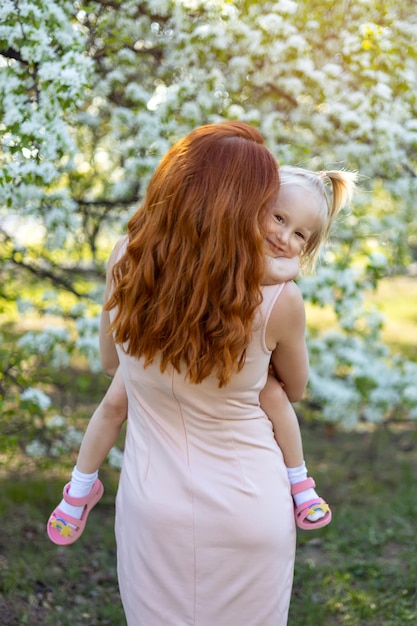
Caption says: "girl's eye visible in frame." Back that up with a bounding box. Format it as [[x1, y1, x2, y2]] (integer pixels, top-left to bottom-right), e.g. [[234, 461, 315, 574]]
[[275, 215, 283, 223], [295, 232, 305, 240]]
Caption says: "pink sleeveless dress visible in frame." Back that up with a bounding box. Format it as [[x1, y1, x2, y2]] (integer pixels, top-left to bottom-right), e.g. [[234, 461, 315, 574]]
[[113, 283, 296, 625]]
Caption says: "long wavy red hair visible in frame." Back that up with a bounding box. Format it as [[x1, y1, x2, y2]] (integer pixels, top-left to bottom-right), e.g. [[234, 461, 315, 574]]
[[106, 121, 280, 386]]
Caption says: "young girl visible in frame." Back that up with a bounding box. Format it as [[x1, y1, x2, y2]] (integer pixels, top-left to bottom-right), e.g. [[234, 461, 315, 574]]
[[47, 165, 356, 545]]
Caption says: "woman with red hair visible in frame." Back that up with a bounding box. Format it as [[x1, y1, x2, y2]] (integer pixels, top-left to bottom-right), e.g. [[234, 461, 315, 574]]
[[105, 121, 302, 625], [51, 122, 310, 625]]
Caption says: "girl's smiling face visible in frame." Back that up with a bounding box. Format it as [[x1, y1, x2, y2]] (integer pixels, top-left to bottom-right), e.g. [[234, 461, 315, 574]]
[[263, 184, 323, 259]]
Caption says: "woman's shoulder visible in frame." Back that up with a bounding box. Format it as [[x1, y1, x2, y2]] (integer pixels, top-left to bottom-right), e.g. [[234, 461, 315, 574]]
[[277, 280, 304, 308], [108, 235, 128, 265], [264, 280, 304, 315]]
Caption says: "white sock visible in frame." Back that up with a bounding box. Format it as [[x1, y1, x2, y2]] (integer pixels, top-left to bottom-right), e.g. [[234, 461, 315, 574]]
[[287, 461, 325, 522], [57, 466, 98, 526]]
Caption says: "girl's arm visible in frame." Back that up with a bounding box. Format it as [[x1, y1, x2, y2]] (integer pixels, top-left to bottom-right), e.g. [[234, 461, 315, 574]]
[[265, 280, 309, 401]]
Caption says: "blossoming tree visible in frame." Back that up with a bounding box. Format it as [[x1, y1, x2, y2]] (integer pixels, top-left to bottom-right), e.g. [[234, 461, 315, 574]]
[[1, 0, 417, 457]]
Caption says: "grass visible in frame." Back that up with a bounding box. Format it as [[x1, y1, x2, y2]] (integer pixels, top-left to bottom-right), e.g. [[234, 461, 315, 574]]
[[1, 425, 416, 625], [290, 425, 417, 625], [0, 469, 122, 626]]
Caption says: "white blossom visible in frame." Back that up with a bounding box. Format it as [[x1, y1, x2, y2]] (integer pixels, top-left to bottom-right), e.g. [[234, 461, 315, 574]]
[[63, 427, 83, 448], [17, 327, 71, 355], [272, 0, 298, 14], [257, 14, 284, 35], [108, 447, 124, 470], [26, 439, 48, 458], [47, 414, 67, 429], [20, 388, 51, 411]]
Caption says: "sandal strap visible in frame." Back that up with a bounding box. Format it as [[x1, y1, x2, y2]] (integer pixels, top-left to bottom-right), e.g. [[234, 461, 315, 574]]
[[294, 496, 332, 530], [62, 480, 99, 507], [295, 497, 329, 517], [291, 476, 316, 495], [306, 501, 330, 516], [51, 508, 81, 528]]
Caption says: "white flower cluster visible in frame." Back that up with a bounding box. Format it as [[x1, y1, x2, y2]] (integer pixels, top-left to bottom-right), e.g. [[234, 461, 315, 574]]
[[25, 440, 48, 458], [307, 332, 417, 428], [108, 446, 124, 470], [0, 0, 92, 240], [25, 417, 85, 459], [299, 264, 384, 336], [17, 327, 72, 369], [20, 387, 51, 411], [75, 316, 101, 373]]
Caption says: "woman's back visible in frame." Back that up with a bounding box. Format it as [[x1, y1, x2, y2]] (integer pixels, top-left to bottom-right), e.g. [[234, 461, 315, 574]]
[[114, 282, 296, 626]]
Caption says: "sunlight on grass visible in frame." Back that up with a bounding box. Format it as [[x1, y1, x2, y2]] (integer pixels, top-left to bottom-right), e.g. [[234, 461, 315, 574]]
[[306, 276, 417, 358], [367, 276, 417, 347]]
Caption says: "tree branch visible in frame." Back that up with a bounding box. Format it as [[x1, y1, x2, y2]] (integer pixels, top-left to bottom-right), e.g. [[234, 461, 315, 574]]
[[0, 47, 26, 63], [8, 253, 94, 299], [265, 82, 298, 108], [402, 162, 416, 178]]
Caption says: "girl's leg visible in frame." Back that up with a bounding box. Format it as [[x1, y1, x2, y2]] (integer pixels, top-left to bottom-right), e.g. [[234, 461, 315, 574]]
[[52, 368, 127, 529], [260, 374, 304, 468], [260, 374, 328, 524]]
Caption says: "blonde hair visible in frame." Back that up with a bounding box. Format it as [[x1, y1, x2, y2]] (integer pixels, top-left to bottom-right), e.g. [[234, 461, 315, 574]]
[[106, 121, 280, 387], [279, 166, 357, 273]]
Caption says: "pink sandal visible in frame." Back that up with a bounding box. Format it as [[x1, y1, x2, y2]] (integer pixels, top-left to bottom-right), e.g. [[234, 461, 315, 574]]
[[47, 479, 104, 546], [292, 477, 332, 530]]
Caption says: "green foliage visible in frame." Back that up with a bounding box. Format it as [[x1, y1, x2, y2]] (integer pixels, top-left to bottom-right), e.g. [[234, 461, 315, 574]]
[[0, 321, 108, 463]]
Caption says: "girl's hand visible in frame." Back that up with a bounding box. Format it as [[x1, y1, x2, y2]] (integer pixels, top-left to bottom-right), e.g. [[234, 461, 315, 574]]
[[262, 255, 300, 285]]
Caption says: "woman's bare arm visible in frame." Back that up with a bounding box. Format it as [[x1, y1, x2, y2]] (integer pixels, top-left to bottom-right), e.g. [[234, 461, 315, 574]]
[[99, 236, 128, 376]]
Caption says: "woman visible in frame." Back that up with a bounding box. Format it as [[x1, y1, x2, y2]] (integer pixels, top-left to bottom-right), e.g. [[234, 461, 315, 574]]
[[100, 122, 305, 625]]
